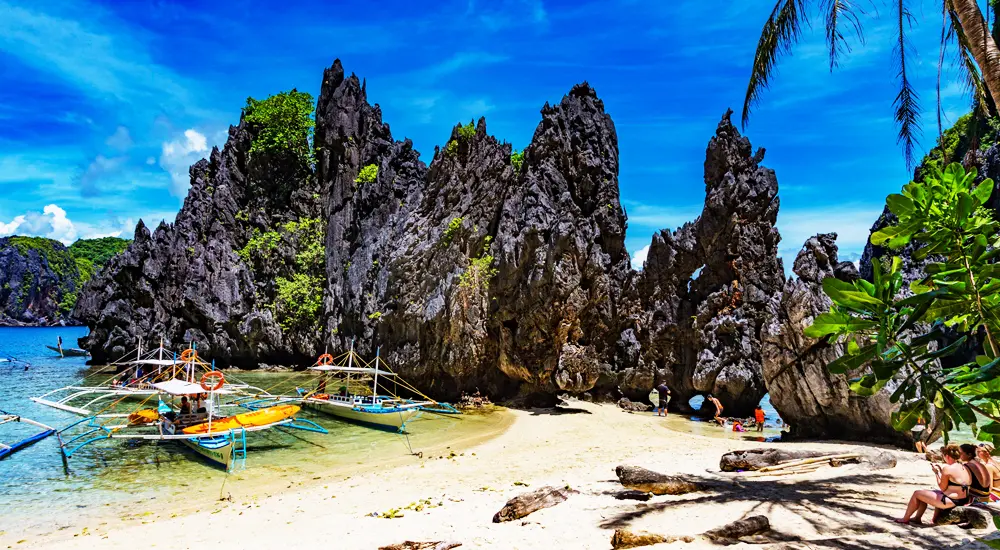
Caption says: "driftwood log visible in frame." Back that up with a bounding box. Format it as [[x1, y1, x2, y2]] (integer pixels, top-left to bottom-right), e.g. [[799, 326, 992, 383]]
[[492, 486, 576, 523], [935, 505, 993, 529], [615, 465, 709, 495], [610, 516, 770, 549], [378, 542, 462, 550], [720, 449, 896, 472]]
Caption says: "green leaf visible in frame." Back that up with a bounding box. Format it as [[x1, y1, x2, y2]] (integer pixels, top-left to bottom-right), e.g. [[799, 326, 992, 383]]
[[850, 375, 887, 396], [956, 192, 973, 224], [972, 179, 994, 206], [826, 343, 877, 374], [891, 399, 927, 431], [804, 311, 876, 339], [917, 336, 968, 360], [886, 194, 916, 217], [980, 422, 1000, 435]]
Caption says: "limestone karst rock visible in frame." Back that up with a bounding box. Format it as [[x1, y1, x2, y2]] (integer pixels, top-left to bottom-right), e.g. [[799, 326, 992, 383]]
[[761, 233, 914, 446], [0, 237, 80, 326], [633, 110, 784, 416]]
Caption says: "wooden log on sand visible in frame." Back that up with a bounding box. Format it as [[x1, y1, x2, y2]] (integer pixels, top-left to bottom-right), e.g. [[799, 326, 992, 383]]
[[615, 465, 709, 495], [379, 543, 462, 550], [935, 506, 993, 529], [492, 486, 576, 523], [610, 516, 770, 549], [720, 449, 828, 472]]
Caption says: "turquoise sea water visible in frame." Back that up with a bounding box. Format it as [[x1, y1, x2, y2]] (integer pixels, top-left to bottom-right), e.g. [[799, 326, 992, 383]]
[[0, 326, 507, 538]]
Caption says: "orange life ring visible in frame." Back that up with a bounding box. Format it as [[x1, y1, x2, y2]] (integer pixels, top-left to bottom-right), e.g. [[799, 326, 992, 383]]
[[317, 354, 334, 366], [181, 349, 197, 362], [200, 370, 225, 392]]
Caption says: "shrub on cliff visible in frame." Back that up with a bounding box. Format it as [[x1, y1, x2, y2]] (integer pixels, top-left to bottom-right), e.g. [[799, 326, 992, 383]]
[[806, 163, 1000, 442], [242, 89, 315, 162]]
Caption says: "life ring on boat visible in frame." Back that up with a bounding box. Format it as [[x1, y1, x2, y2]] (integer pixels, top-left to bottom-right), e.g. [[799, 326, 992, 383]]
[[180, 349, 198, 362], [317, 353, 334, 366], [200, 370, 225, 392]]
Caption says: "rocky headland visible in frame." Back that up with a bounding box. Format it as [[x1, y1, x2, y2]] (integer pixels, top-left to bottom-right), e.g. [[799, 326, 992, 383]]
[[73, 59, 945, 444]]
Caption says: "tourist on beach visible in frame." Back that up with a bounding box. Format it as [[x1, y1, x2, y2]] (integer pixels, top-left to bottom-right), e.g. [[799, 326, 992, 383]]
[[754, 405, 765, 432], [655, 381, 671, 417], [896, 444, 989, 524], [961, 443, 992, 504], [706, 394, 724, 426], [976, 443, 1000, 502]]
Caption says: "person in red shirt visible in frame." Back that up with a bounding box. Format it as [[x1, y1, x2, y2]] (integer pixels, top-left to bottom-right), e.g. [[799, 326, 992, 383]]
[[754, 405, 766, 432]]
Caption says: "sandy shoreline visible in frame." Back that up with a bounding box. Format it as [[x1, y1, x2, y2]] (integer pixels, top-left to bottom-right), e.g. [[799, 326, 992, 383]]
[[4, 401, 997, 549]]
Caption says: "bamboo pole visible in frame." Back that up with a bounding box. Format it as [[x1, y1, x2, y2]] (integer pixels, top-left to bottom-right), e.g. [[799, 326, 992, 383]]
[[758, 453, 861, 473]]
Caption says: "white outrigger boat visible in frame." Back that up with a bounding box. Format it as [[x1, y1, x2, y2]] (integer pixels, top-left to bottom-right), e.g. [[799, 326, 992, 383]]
[[0, 412, 57, 460], [31, 341, 272, 417], [296, 344, 458, 432], [57, 372, 326, 472]]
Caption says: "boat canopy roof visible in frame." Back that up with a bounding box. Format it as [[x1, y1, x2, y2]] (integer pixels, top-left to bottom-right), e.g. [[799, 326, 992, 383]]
[[152, 379, 231, 395], [308, 365, 398, 375], [129, 359, 178, 366]]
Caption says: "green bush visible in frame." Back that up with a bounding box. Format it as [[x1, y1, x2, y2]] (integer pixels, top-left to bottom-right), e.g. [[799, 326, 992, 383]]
[[69, 237, 130, 268], [237, 229, 281, 263], [242, 89, 315, 162], [355, 164, 379, 184], [75, 257, 95, 285], [440, 217, 464, 248], [511, 150, 524, 173], [274, 273, 324, 331], [458, 254, 497, 291], [457, 121, 476, 142], [444, 140, 459, 158]]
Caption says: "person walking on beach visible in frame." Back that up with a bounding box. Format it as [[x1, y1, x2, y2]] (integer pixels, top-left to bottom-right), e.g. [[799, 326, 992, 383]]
[[754, 405, 766, 432], [706, 394, 724, 426], [655, 382, 671, 417]]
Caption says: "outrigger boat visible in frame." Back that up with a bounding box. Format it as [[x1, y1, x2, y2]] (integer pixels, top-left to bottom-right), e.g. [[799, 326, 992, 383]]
[[45, 345, 89, 358], [57, 371, 326, 471], [31, 341, 272, 417], [0, 412, 57, 460], [295, 343, 458, 432]]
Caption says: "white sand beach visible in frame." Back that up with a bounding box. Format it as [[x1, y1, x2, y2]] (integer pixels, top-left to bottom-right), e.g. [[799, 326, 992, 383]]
[[4, 400, 995, 550]]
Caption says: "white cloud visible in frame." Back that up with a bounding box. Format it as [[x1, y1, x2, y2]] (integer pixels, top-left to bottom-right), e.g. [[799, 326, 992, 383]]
[[621, 200, 701, 231], [160, 129, 209, 196], [777, 205, 884, 270], [78, 154, 127, 197], [2, 204, 79, 245], [145, 156, 156, 165], [631, 244, 650, 271], [105, 125, 133, 151]]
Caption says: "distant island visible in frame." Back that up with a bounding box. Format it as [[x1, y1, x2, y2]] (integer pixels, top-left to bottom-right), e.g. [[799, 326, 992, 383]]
[[0, 236, 130, 326]]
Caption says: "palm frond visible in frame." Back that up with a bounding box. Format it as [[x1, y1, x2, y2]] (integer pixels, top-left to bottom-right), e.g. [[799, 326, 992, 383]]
[[824, 0, 866, 71], [742, 0, 808, 128], [948, 7, 990, 115], [893, 0, 920, 169], [937, 0, 948, 138]]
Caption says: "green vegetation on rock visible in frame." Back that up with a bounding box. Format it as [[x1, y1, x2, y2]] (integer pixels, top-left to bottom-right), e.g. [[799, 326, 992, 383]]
[[459, 236, 497, 291], [69, 237, 130, 279], [242, 89, 315, 163], [511, 150, 524, 173], [355, 164, 379, 184], [440, 217, 463, 248], [919, 113, 1000, 177], [457, 120, 476, 141]]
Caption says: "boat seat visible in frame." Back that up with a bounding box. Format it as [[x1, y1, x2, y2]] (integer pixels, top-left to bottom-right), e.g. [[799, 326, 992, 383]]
[[173, 413, 209, 427]]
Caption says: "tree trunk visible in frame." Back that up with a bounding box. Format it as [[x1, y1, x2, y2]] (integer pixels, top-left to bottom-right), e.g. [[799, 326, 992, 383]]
[[615, 465, 712, 495], [492, 486, 576, 523], [952, 0, 1000, 108]]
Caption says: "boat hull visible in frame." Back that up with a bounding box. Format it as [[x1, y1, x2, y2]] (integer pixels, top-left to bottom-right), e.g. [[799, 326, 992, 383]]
[[45, 345, 89, 357], [180, 435, 233, 470], [304, 400, 418, 430]]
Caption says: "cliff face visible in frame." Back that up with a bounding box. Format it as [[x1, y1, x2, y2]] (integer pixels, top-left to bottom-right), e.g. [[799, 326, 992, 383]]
[[761, 233, 915, 446], [632, 111, 784, 416], [0, 237, 80, 326]]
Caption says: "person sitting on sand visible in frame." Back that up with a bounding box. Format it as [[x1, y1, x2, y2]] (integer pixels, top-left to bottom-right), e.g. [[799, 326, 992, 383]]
[[732, 421, 745, 432], [754, 405, 766, 432], [976, 443, 1000, 502], [706, 394, 724, 426], [655, 381, 671, 417], [896, 444, 987, 524]]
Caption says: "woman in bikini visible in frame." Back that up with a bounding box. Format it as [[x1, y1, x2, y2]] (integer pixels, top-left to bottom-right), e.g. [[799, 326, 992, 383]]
[[896, 444, 990, 524], [976, 442, 1000, 502]]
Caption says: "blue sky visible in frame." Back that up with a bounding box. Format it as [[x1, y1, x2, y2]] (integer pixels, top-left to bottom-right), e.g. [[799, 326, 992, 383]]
[[0, 0, 975, 271]]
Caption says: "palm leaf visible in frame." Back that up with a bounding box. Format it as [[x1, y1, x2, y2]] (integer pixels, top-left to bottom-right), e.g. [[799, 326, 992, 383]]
[[893, 0, 921, 170], [948, 7, 991, 115], [824, 0, 866, 70], [742, 0, 808, 129]]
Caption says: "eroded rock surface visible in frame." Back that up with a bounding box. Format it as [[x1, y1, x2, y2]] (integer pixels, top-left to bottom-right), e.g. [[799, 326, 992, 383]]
[[0, 237, 80, 326], [761, 233, 912, 445]]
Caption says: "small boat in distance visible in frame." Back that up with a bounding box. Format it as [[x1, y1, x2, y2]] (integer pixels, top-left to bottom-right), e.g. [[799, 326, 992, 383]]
[[0, 412, 57, 461], [45, 345, 89, 357]]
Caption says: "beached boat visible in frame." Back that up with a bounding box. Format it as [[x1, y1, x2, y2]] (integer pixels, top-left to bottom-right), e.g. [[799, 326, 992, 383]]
[[32, 341, 272, 416], [297, 344, 457, 432], [0, 412, 57, 460], [45, 345, 90, 357], [57, 374, 325, 472]]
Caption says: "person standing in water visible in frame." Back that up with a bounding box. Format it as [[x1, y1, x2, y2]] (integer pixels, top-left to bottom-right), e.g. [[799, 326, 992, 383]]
[[706, 394, 724, 426], [57, 335, 63, 357], [754, 405, 766, 432], [655, 382, 671, 417]]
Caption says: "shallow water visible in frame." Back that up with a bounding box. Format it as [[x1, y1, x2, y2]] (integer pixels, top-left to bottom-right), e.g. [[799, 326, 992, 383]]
[[0, 327, 508, 534]]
